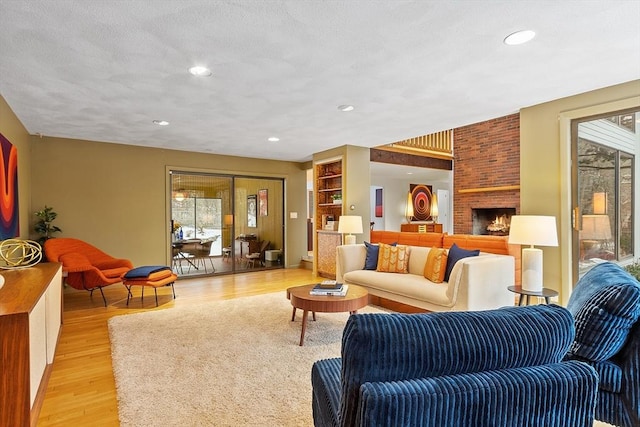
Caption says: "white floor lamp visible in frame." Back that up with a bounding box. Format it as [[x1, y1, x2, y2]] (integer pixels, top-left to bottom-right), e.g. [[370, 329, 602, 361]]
[[508, 215, 558, 292], [338, 215, 363, 245]]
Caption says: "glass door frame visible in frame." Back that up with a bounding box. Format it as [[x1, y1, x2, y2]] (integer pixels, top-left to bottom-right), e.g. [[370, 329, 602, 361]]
[[570, 107, 637, 282], [167, 168, 285, 277]]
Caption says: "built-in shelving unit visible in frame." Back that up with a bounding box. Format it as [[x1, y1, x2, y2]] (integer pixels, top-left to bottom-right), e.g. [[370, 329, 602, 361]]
[[315, 158, 343, 278]]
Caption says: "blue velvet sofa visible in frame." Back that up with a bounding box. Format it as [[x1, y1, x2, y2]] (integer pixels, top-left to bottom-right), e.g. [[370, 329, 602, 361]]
[[312, 305, 598, 427], [565, 262, 640, 427]]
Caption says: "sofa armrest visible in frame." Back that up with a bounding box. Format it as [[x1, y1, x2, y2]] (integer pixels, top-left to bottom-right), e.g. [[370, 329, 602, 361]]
[[311, 358, 342, 427], [448, 254, 515, 311], [336, 244, 367, 283], [358, 361, 598, 427]]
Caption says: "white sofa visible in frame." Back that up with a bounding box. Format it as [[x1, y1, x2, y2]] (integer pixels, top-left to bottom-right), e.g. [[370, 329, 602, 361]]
[[336, 244, 515, 312]]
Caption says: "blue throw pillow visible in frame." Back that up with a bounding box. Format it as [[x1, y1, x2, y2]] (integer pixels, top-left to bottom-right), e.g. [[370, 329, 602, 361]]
[[363, 242, 379, 270], [566, 262, 640, 362], [444, 243, 479, 282], [364, 241, 397, 270]]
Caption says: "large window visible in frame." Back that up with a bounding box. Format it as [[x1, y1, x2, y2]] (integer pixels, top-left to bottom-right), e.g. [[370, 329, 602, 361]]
[[575, 108, 637, 276]]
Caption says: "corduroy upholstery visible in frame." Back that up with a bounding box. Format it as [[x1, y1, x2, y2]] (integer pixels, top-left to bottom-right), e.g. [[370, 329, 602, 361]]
[[312, 305, 598, 427], [44, 237, 133, 306], [565, 262, 640, 427]]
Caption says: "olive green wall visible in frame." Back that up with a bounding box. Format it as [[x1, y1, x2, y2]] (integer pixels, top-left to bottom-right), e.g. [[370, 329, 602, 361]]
[[520, 79, 640, 304], [0, 95, 32, 239], [30, 135, 308, 268]]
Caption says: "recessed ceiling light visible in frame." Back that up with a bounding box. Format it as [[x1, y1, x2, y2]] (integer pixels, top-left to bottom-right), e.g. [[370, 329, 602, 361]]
[[188, 66, 212, 76], [407, 172, 413, 175], [338, 105, 354, 112], [268, 136, 280, 142], [504, 30, 536, 45], [153, 120, 170, 126]]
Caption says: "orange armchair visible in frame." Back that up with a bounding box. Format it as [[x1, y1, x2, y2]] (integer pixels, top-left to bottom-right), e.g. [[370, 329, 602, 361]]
[[44, 238, 133, 306]]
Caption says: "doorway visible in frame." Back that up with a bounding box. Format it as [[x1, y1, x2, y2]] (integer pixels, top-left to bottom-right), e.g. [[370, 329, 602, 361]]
[[170, 171, 284, 277]]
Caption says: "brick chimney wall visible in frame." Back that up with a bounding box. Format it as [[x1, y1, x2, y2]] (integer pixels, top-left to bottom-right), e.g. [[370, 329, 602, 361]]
[[453, 113, 520, 233]]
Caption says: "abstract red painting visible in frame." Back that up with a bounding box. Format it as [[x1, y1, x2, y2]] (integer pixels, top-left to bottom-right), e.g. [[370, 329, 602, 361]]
[[0, 132, 19, 239]]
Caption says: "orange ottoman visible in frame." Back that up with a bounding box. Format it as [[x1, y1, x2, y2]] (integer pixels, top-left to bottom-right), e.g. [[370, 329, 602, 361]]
[[121, 266, 178, 307]]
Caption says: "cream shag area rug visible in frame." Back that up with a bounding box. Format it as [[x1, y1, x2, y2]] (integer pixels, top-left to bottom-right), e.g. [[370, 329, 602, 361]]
[[108, 291, 382, 426]]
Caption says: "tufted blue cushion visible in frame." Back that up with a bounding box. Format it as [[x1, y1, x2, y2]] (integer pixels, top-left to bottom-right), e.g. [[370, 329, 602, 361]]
[[443, 243, 479, 282], [566, 262, 640, 362], [363, 241, 396, 270]]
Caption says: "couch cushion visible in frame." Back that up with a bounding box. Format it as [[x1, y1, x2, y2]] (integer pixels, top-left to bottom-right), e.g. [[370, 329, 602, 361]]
[[444, 243, 479, 282], [344, 269, 452, 307], [339, 305, 575, 427], [566, 262, 640, 362], [424, 247, 448, 283], [407, 246, 430, 275], [364, 241, 396, 270], [376, 243, 411, 273], [364, 241, 380, 270], [588, 360, 623, 393], [124, 265, 171, 279]]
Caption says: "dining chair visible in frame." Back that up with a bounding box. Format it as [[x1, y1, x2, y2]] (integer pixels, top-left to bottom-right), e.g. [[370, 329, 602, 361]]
[[245, 240, 270, 268]]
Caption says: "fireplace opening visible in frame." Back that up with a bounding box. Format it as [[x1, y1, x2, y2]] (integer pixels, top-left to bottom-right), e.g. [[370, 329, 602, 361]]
[[472, 208, 516, 236]]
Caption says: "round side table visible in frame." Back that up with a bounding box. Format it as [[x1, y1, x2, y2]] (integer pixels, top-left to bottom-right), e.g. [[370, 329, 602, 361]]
[[507, 286, 559, 306]]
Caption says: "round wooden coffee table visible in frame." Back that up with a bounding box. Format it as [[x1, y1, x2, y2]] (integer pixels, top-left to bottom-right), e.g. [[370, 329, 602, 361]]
[[286, 284, 368, 346]]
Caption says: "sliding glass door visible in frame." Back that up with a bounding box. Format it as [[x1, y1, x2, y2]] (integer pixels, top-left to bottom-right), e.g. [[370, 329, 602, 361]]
[[170, 171, 284, 277], [572, 108, 637, 279]]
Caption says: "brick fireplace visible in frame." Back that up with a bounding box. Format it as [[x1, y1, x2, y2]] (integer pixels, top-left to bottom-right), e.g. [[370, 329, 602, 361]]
[[453, 114, 520, 234], [472, 208, 516, 236]]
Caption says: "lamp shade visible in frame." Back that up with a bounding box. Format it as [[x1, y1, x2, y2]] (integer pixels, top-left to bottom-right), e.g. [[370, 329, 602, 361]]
[[224, 214, 234, 226], [338, 216, 363, 234], [430, 193, 439, 217], [405, 192, 414, 222], [508, 215, 558, 247], [581, 215, 612, 240]]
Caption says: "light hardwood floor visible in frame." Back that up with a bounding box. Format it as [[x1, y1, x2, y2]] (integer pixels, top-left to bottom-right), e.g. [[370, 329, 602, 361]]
[[37, 267, 318, 426]]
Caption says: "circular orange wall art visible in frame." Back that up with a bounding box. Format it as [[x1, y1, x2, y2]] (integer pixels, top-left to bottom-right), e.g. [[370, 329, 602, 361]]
[[410, 184, 432, 221]]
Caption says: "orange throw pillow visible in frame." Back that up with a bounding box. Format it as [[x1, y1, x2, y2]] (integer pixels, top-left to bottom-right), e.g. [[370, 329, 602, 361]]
[[376, 243, 411, 273], [423, 247, 448, 283]]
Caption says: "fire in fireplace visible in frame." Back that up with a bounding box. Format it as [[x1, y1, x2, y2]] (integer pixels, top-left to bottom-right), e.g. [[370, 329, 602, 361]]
[[472, 208, 516, 236]]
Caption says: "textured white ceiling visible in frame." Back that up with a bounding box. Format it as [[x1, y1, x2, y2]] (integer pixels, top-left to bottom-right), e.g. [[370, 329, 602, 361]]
[[0, 0, 639, 162]]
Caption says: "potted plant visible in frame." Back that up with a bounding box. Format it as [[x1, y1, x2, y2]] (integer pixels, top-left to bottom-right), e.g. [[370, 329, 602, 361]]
[[331, 193, 342, 204], [625, 260, 640, 282], [34, 205, 62, 244]]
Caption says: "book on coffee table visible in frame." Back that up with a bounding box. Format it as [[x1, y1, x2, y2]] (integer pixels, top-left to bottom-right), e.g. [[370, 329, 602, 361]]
[[313, 282, 343, 291], [310, 284, 348, 296], [317, 280, 339, 288], [309, 284, 349, 297]]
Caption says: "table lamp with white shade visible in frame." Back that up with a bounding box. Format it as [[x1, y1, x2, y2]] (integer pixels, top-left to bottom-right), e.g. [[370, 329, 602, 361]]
[[508, 215, 558, 292], [338, 215, 363, 245]]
